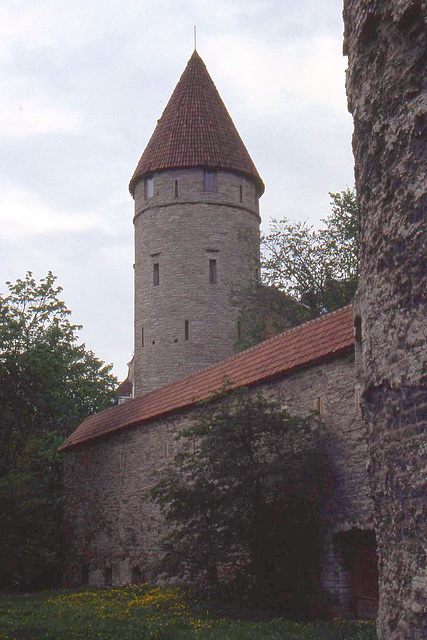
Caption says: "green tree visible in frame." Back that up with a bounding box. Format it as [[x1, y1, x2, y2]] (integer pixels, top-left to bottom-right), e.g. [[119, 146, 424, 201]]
[[0, 272, 117, 588], [148, 388, 331, 613], [234, 283, 309, 352], [262, 188, 359, 318]]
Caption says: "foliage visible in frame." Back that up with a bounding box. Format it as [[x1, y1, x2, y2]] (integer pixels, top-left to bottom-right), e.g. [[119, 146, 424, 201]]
[[148, 388, 332, 613], [0, 272, 117, 589], [0, 272, 116, 473], [0, 585, 378, 640], [234, 283, 309, 352], [262, 189, 359, 318]]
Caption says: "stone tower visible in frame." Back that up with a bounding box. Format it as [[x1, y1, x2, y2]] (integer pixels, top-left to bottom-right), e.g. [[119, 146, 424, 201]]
[[344, 1, 426, 638], [130, 51, 264, 397]]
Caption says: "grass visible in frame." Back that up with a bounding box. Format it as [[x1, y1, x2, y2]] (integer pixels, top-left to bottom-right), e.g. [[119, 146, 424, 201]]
[[0, 584, 377, 640]]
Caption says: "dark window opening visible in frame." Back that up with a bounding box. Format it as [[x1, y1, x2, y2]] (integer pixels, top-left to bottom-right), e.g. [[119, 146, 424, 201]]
[[239, 185, 243, 202], [153, 263, 160, 286], [209, 259, 217, 284], [185, 320, 189, 341], [204, 170, 216, 192], [141, 327, 144, 347], [354, 316, 362, 343], [174, 180, 179, 197]]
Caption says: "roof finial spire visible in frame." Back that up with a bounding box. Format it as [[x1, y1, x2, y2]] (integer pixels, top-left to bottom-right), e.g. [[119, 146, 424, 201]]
[[194, 25, 197, 51]]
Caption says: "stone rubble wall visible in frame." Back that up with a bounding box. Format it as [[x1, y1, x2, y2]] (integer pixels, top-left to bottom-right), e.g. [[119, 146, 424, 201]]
[[63, 352, 374, 614], [343, 1, 427, 637]]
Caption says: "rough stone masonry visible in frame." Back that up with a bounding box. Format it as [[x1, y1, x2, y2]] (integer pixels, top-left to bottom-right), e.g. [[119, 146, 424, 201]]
[[343, 1, 427, 638]]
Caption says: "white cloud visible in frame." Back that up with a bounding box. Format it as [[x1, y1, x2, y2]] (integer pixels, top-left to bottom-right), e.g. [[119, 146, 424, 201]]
[[0, 2, 102, 56], [0, 187, 101, 238], [0, 94, 81, 137], [206, 32, 348, 115]]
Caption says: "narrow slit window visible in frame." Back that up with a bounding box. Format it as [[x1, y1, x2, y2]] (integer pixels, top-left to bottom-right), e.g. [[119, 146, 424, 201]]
[[145, 177, 154, 198], [355, 386, 361, 416], [184, 320, 189, 341], [204, 170, 216, 192], [239, 185, 243, 202], [174, 180, 179, 197], [153, 263, 160, 286], [314, 397, 324, 418], [209, 259, 217, 284], [141, 327, 144, 346], [354, 316, 362, 343]]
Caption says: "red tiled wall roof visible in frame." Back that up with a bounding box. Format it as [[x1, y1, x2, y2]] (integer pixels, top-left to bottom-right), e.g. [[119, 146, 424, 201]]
[[129, 51, 264, 195], [59, 306, 354, 451]]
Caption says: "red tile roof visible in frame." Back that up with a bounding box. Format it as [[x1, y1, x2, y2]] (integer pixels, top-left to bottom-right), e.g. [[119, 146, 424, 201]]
[[59, 306, 354, 451], [129, 51, 264, 196]]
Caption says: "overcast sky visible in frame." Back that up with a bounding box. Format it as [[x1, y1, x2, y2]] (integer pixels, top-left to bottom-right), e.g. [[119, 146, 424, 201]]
[[1, 0, 355, 381]]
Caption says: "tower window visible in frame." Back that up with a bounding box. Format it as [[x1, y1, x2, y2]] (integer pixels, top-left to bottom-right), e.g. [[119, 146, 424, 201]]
[[204, 170, 216, 192], [239, 185, 243, 202], [153, 263, 160, 286], [141, 327, 144, 346], [145, 177, 154, 198], [184, 320, 189, 341], [209, 259, 217, 284], [174, 180, 179, 197]]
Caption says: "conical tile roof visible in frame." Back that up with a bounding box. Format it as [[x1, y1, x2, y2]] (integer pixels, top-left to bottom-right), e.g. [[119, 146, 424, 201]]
[[129, 51, 264, 195]]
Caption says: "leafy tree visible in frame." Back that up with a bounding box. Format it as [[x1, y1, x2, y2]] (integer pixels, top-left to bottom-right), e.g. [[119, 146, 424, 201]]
[[148, 387, 332, 613], [0, 272, 117, 588], [262, 188, 359, 318], [234, 283, 309, 352]]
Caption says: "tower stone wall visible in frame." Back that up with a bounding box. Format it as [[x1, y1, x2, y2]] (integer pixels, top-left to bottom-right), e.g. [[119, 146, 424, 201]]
[[133, 167, 260, 396], [343, 1, 427, 637]]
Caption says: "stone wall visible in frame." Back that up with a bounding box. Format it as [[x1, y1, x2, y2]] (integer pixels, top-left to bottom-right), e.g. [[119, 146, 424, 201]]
[[343, 1, 426, 637], [133, 167, 260, 396], [63, 351, 374, 614]]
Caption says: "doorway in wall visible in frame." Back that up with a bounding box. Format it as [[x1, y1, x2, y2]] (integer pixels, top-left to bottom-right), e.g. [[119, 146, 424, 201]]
[[335, 529, 379, 619]]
